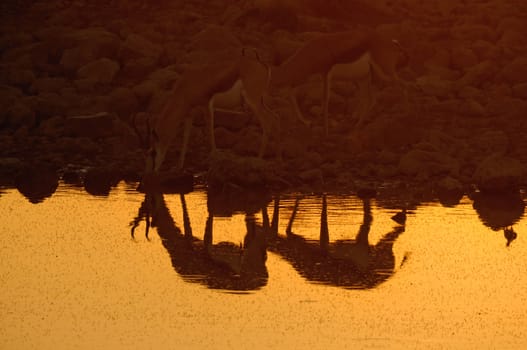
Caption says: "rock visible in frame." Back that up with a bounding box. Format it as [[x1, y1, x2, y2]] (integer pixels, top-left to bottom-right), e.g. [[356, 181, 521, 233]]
[[450, 24, 495, 42], [416, 74, 454, 98], [470, 130, 509, 156], [398, 149, 459, 177], [107, 87, 139, 120], [38, 115, 66, 137], [207, 151, 277, 188], [214, 109, 251, 131], [6, 101, 36, 129], [512, 83, 527, 99], [32, 92, 67, 119], [147, 66, 180, 89], [29, 77, 69, 94], [461, 99, 486, 117], [189, 25, 241, 52], [5, 68, 36, 88], [436, 176, 464, 207], [473, 154, 525, 193], [472, 191, 525, 230], [60, 45, 98, 72], [450, 46, 478, 70], [120, 33, 162, 62], [15, 164, 59, 203], [458, 60, 498, 87], [298, 168, 324, 184], [65, 112, 116, 138], [77, 58, 120, 85], [471, 39, 501, 61], [501, 57, 527, 85], [84, 167, 119, 197], [214, 127, 238, 148], [63, 27, 121, 60], [121, 56, 157, 80], [0, 157, 23, 182]]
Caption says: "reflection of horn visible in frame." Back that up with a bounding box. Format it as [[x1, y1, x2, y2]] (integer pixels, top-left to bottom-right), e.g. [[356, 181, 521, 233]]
[[130, 197, 151, 240]]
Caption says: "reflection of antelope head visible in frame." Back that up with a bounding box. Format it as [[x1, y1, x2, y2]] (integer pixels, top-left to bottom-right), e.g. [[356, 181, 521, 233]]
[[265, 194, 406, 289], [130, 188, 269, 291]]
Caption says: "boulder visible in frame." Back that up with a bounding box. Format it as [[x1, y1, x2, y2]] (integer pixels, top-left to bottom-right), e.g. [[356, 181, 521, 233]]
[[15, 164, 59, 204], [120, 33, 162, 62], [62, 27, 121, 60], [107, 87, 139, 120], [84, 167, 119, 197], [416, 74, 454, 98], [29, 77, 69, 94], [450, 46, 478, 70], [512, 83, 527, 99], [189, 25, 241, 52], [5, 67, 36, 88], [473, 154, 525, 193], [77, 58, 120, 85], [436, 176, 464, 207], [472, 191, 525, 230], [398, 149, 459, 177], [458, 60, 498, 87], [60, 45, 99, 72], [450, 23, 496, 42], [65, 112, 116, 138], [501, 57, 527, 85], [5, 101, 36, 129]]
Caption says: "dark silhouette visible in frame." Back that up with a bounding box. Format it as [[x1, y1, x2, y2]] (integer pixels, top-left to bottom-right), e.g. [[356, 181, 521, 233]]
[[265, 193, 406, 289], [130, 188, 269, 292], [15, 165, 58, 204], [391, 208, 407, 226], [504, 227, 517, 247], [472, 191, 525, 246]]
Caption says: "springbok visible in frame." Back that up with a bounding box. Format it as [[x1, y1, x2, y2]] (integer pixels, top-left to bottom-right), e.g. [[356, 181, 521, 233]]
[[130, 189, 269, 291], [264, 194, 407, 289], [145, 48, 277, 173], [268, 28, 409, 135]]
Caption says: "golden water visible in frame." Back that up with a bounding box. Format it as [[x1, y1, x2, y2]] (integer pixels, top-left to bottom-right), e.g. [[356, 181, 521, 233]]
[[1, 183, 526, 349]]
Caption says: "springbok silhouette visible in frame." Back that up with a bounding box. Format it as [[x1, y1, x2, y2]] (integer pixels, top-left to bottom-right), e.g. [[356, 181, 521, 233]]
[[264, 193, 406, 289], [130, 188, 269, 292]]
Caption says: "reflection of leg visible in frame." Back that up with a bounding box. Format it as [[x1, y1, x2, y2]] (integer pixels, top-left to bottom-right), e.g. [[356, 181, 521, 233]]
[[271, 195, 280, 235], [320, 195, 329, 252], [204, 215, 213, 254], [262, 206, 270, 230], [180, 194, 192, 238], [286, 197, 300, 235]]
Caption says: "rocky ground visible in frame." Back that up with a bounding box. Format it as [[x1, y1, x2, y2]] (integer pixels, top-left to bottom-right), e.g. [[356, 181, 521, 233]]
[[1, 0, 527, 199]]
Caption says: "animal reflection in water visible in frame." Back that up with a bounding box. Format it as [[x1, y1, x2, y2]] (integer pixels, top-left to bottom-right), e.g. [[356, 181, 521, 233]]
[[265, 194, 407, 289], [130, 190, 269, 292]]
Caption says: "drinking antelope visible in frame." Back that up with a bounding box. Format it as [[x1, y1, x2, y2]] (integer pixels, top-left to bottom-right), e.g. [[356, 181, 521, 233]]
[[145, 48, 277, 173], [268, 28, 409, 135]]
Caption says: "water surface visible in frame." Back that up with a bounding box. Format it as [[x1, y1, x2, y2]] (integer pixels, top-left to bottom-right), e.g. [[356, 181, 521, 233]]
[[1, 182, 526, 349]]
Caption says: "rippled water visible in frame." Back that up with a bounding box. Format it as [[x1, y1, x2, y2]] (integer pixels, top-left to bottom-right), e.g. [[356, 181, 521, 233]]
[[1, 182, 527, 349]]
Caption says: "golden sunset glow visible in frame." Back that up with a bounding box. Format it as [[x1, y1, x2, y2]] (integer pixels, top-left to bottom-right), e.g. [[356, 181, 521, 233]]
[[1, 183, 526, 349]]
